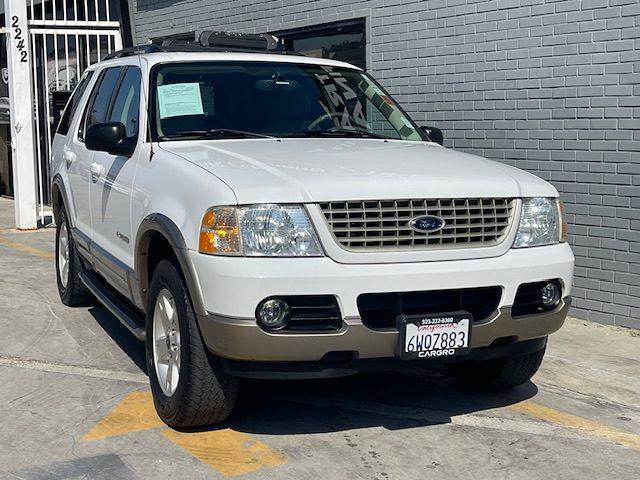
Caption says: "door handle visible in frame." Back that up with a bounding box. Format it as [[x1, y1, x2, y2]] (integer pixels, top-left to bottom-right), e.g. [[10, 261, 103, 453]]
[[90, 162, 104, 182], [63, 150, 76, 167]]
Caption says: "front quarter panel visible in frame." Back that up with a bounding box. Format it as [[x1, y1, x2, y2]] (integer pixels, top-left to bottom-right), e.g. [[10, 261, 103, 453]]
[[131, 146, 238, 258]]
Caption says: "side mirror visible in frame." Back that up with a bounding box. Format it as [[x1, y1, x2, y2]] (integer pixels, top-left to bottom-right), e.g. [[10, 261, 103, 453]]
[[85, 122, 136, 157], [420, 125, 444, 146]]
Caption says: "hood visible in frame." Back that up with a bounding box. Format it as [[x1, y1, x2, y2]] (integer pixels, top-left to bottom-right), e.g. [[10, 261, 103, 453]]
[[158, 138, 557, 204]]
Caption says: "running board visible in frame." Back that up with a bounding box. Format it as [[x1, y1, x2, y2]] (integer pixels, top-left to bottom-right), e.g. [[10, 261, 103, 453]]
[[79, 271, 146, 341]]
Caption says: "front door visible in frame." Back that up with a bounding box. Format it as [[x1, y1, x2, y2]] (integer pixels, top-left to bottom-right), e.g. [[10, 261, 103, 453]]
[[71, 66, 123, 241], [88, 65, 142, 295]]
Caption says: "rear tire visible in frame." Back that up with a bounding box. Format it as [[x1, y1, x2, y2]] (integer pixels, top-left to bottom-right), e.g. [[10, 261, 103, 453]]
[[146, 260, 239, 428], [446, 347, 546, 391], [55, 206, 95, 307]]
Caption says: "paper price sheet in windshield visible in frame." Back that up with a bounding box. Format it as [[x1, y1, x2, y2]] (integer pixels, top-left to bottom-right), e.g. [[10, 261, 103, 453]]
[[157, 82, 204, 119], [396, 311, 472, 360]]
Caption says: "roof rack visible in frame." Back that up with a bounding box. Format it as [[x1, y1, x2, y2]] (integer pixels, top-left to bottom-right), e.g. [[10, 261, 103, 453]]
[[199, 31, 282, 51], [103, 31, 292, 60], [103, 44, 163, 60]]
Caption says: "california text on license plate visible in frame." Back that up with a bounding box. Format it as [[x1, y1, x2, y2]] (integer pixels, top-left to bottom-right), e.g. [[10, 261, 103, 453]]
[[396, 311, 472, 360]]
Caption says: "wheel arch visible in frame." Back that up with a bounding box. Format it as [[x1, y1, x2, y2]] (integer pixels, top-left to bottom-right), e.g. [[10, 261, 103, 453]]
[[135, 214, 207, 317], [51, 174, 72, 226]]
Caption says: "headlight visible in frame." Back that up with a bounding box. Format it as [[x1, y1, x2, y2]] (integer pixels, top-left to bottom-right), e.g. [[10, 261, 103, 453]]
[[513, 197, 567, 248], [199, 204, 323, 257]]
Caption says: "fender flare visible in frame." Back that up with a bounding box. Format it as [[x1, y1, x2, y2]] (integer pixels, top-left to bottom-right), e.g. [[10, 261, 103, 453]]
[[135, 214, 207, 316], [51, 174, 73, 226]]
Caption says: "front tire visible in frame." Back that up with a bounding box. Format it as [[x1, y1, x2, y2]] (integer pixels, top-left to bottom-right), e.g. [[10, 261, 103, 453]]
[[55, 206, 94, 307], [146, 260, 239, 428], [446, 348, 546, 391]]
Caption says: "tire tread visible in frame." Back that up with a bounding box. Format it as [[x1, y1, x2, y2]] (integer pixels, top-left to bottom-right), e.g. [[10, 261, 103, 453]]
[[56, 208, 94, 307], [147, 260, 238, 428], [447, 348, 546, 391]]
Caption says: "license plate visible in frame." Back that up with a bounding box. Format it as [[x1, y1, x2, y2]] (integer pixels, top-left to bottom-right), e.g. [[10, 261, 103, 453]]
[[396, 311, 472, 360]]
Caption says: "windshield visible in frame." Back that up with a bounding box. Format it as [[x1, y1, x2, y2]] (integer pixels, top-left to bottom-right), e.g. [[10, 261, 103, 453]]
[[150, 61, 424, 141]]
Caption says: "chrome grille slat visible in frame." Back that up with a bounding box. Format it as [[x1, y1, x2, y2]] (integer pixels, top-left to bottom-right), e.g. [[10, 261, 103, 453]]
[[320, 198, 516, 251]]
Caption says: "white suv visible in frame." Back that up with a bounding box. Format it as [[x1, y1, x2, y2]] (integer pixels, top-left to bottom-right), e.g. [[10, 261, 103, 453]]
[[51, 33, 574, 427]]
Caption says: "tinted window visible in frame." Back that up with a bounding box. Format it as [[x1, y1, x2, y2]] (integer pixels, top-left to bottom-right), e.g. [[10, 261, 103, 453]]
[[109, 67, 141, 139], [150, 62, 423, 142], [56, 71, 94, 135], [79, 66, 122, 140]]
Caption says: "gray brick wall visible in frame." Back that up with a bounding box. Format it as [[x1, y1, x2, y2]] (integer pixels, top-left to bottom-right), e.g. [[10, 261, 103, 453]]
[[131, 0, 640, 328]]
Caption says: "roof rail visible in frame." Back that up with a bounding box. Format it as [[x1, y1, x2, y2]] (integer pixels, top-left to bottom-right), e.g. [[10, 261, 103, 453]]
[[103, 31, 292, 61], [102, 44, 163, 60]]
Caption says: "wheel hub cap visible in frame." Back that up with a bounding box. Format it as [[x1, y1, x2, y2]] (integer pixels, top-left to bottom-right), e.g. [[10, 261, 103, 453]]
[[152, 289, 181, 396]]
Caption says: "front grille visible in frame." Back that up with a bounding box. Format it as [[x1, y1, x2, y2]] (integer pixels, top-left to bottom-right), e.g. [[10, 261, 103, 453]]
[[357, 287, 502, 331], [319, 198, 516, 251]]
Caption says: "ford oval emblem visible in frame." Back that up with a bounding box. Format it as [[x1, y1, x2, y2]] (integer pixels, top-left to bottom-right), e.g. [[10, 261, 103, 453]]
[[408, 215, 445, 233]]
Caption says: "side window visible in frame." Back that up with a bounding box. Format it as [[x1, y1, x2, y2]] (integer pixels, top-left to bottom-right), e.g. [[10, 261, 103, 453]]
[[56, 71, 94, 136], [109, 67, 141, 139], [79, 66, 122, 141]]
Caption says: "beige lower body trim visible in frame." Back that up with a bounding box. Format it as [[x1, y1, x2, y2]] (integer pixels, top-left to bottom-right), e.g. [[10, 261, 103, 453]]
[[198, 298, 570, 362]]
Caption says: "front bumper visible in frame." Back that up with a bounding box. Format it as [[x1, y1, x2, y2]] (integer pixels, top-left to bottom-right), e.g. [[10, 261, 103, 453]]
[[198, 300, 569, 363], [220, 336, 550, 380], [191, 243, 574, 362]]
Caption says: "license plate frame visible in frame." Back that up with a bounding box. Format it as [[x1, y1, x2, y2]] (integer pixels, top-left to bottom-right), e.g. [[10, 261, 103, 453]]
[[396, 311, 473, 361]]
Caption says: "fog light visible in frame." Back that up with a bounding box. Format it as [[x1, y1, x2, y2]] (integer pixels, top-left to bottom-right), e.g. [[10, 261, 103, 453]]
[[541, 282, 561, 309], [257, 299, 290, 329]]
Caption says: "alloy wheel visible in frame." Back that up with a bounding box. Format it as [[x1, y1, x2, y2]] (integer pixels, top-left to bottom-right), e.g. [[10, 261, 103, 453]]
[[153, 289, 181, 396], [58, 222, 70, 288]]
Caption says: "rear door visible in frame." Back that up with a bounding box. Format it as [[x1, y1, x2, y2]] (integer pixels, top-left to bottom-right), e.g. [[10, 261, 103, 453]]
[[88, 65, 142, 294], [54, 70, 95, 236]]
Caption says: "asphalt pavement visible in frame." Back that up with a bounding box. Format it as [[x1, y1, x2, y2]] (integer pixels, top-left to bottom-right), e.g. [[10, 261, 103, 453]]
[[0, 197, 638, 480]]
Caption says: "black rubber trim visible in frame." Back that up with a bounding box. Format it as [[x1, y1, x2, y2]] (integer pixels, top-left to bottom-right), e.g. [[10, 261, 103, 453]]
[[80, 270, 146, 341], [51, 174, 72, 227], [220, 337, 548, 380], [255, 295, 343, 332], [357, 286, 503, 331], [512, 279, 564, 317], [135, 213, 206, 316]]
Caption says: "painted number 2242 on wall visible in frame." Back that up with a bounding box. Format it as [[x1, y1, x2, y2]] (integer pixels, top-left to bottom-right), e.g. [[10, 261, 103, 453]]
[[11, 16, 28, 63]]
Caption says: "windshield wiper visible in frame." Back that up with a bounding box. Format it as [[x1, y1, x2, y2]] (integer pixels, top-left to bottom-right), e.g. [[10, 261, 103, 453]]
[[158, 128, 277, 140], [284, 129, 390, 140]]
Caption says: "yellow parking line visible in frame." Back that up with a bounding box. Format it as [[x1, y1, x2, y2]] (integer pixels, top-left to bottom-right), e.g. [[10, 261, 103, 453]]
[[81, 391, 287, 477], [510, 400, 640, 451], [81, 391, 165, 441], [0, 235, 54, 259], [162, 429, 287, 477]]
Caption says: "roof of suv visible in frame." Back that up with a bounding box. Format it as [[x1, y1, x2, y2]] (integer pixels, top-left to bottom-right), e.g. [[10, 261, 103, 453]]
[[94, 50, 362, 74], [99, 32, 362, 71], [130, 51, 362, 70]]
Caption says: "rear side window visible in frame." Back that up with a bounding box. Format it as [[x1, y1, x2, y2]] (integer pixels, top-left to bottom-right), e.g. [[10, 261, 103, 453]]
[[56, 71, 94, 136], [109, 67, 141, 139], [79, 66, 122, 141]]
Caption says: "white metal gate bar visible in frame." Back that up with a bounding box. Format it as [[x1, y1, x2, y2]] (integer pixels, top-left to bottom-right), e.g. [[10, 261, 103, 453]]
[[28, 0, 119, 26], [25, 0, 122, 223]]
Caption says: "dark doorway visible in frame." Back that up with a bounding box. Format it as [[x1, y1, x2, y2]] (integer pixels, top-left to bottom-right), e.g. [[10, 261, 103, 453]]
[[277, 19, 366, 70], [0, 32, 12, 198]]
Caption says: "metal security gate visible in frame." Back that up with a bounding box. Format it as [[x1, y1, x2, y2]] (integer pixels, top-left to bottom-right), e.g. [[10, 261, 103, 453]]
[[27, 0, 121, 222]]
